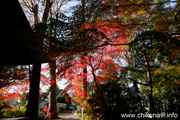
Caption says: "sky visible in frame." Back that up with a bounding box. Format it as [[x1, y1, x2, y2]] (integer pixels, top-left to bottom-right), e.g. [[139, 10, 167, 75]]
[[61, 1, 80, 16]]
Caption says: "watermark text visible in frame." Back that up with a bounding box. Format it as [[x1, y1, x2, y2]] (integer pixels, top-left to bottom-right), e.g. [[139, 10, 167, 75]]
[[121, 112, 178, 119]]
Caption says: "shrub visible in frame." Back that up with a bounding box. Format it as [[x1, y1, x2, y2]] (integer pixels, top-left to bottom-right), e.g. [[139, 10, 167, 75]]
[[77, 113, 81, 117], [91, 79, 146, 120], [83, 113, 87, 119], [0, 106, 26, 118], [85, 115, 91, 120], [0, 112, 11, 118], [57, 103, 66, 113], [0, 101, 11, 117], [73, 105, 77, 113], [18, 110, 26, 117]]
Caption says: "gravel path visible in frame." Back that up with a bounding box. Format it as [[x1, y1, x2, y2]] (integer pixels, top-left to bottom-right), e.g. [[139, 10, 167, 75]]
[[56, 110, 81, 120], [0, 117, 25, 120], [0, 110, 80, 120]]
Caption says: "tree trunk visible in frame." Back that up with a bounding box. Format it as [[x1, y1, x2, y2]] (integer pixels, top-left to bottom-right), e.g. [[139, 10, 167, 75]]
[[145, 55, 154, 113], [147, 70, 154, 113], [49, 60, 59, 119], [42, 0, 52, 24], [81, 0, 87, 98], [26, 63, 41, 120], [133, 80, 139, 95], [33, 4, 39, 24], [26, 0, 54, 119], [83, 66, 87, 97], [48, 1, 59, 117], [42, 0, 59, 118]]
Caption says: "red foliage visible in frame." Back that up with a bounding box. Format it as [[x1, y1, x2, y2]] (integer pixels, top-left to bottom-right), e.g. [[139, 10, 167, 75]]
[[168, 48, 180, 60], [43, 106, 49, 112], [0, 66, 50, 101], [2, 92, 23, 100], [58, 21, 129, 104], [0, 19, 130, 109], [43, 106, 54, 119]]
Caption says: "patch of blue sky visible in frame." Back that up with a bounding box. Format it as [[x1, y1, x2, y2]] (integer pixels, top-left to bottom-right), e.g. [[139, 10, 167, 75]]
[[61, 1, 80, 16]]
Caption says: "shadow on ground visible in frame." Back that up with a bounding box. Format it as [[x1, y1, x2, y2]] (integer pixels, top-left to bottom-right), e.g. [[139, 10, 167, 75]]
[[0, 110, 80, 120], [57, 110, 80, 120]]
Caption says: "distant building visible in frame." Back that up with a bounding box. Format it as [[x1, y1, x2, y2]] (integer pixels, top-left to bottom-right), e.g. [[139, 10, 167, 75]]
[[39, 100, 48, 111], [7, 98, 18, 106]]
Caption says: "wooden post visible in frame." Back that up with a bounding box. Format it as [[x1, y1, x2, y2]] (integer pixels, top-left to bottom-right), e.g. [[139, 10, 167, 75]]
[[81, 108, 84, 120]]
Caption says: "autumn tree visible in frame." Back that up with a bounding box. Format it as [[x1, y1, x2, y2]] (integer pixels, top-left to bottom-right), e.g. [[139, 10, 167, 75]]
[[19, 0, 76, 119], [0, 66, 29, 89], [2, 0, 180, 119], [20, 0, 56, 119], [97, 0, 180, 113], [53, 2, 131, 119], [46, 0, 180, 118]]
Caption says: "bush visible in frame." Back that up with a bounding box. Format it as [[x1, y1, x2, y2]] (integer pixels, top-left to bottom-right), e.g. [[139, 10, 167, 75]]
[[9, 109, 18, 118], [85, 115, 91, 120], [9, 109, 26, 118], [77, 112, 90, 119], [18, 110, 26, 117], [92, 80, 146, 120], [0, 101, 11, 117], [77, 113, 81, 117], [0, 112, 11, 118], [0, 106, 26, 118], [73, 105, 77, 113], [57, 103, 66, 113]]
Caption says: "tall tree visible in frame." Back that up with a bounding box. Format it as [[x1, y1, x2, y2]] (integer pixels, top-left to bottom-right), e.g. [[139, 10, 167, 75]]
[[81, 0, 88, 98], [59, 1, 129, 113], [20, 0, 54, 119], [20, 0, 72, 119], [128, 31, 176, 113]]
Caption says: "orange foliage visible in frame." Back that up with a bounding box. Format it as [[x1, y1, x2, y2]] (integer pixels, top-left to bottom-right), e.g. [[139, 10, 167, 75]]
[[168, 48, 180, 60], [59, 21, 129, 105], [0, 66, 50, 101]]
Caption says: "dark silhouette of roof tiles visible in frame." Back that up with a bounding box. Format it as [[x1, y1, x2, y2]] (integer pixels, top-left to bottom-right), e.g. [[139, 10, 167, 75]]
[[0, 0, 48, 65]]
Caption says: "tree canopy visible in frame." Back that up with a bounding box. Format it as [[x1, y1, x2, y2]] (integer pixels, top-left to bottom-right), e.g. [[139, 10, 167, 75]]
[[1, 0, 180, 119]]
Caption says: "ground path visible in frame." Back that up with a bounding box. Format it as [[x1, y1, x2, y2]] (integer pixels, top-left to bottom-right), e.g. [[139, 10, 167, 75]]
[[55, 110, 81, 120], [0, 110, 80, 120]]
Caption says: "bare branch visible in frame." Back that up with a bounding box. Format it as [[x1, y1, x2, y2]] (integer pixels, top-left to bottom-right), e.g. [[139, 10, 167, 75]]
[[21, 0, 33, 11], [88, 60, 99, 89], [94, 49, 104, 71], [128, 77, 148, 86], [0, 81, 17, 89], [108, 1, 178, 8]]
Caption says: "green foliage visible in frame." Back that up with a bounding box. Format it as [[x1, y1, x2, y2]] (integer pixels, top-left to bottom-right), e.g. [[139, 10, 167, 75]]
[[129, 31, 170, 69], [57, 92, 66, 103], [77, 113, 81, 117], [128, 30, 180, 113], [82, 113, 91, 120], [85, 115, 90, 120], [72, 104, 77, 113], [91, 78, 146, 120], [2, 1, 180, 120], [0, 106, 26, 118], [57, 103, 66, 113], [153, 66, 180, 113], [0, 112, 11, 118], [0, 101, 11, 117]]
